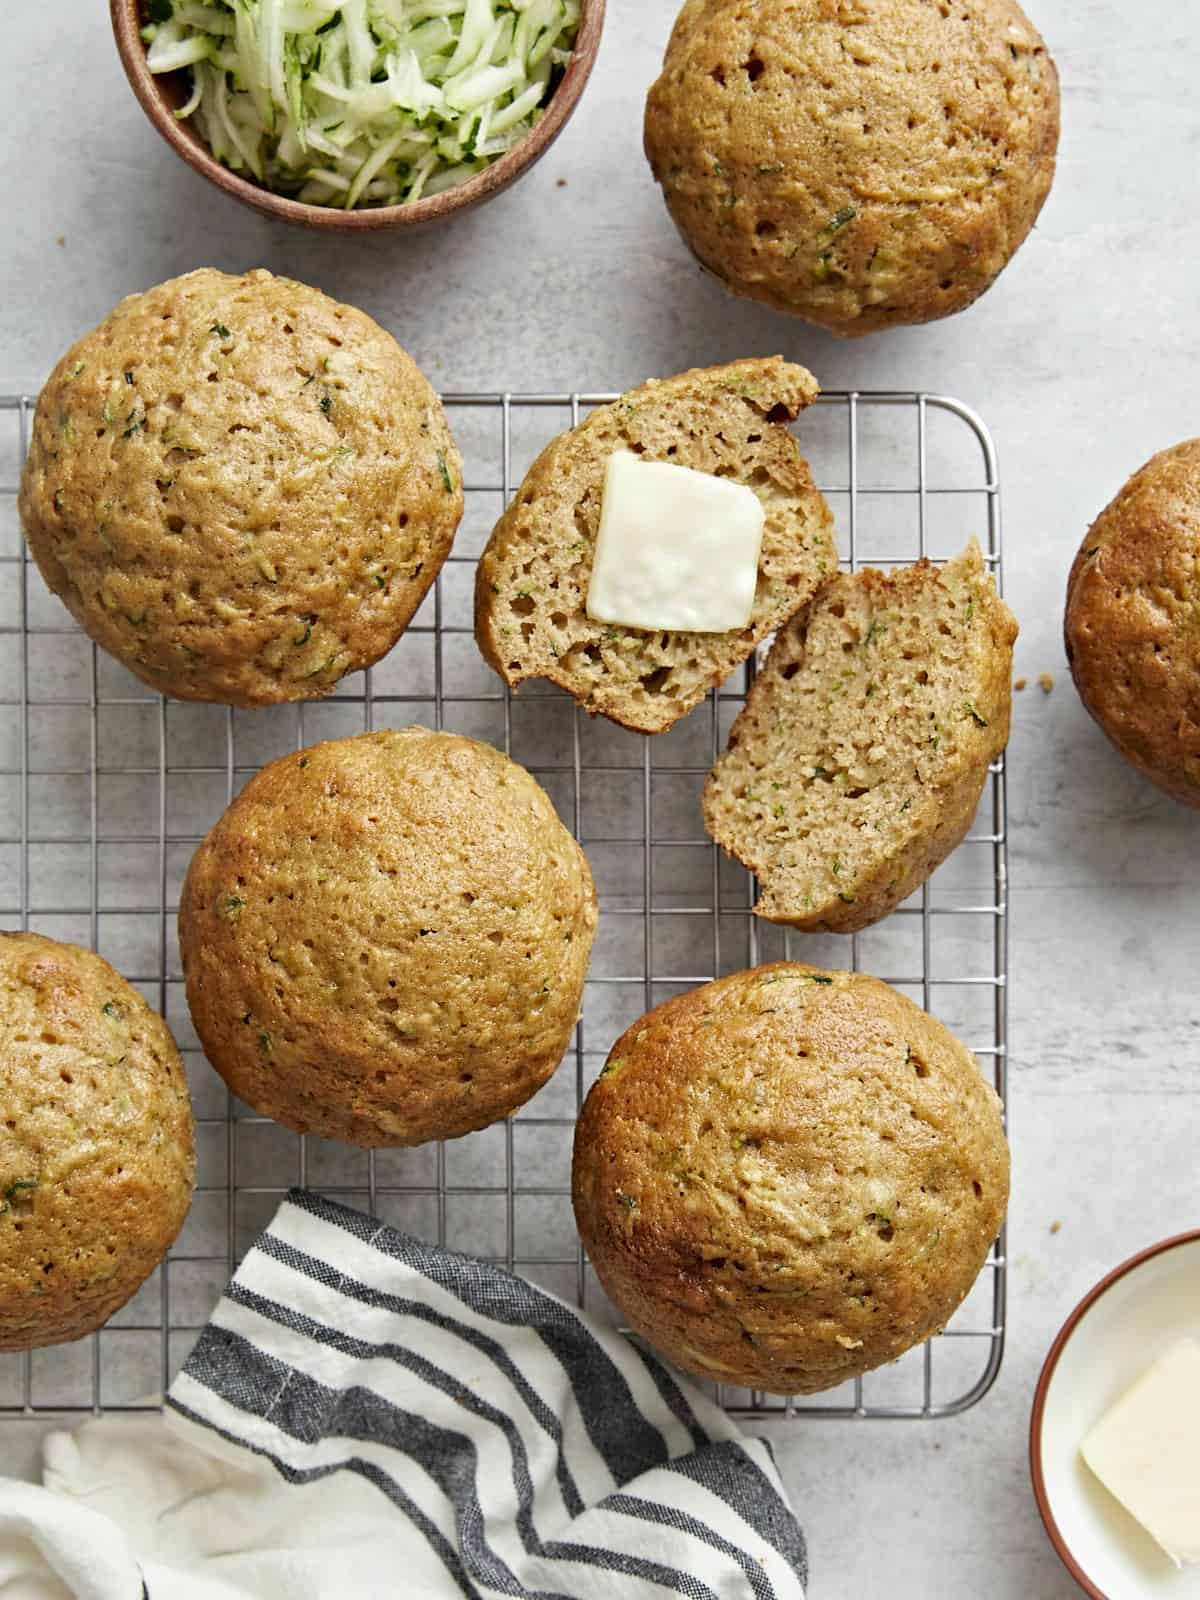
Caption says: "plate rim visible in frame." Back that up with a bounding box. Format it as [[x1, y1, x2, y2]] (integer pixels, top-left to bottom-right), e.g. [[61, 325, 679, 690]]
[[1029, 1228, 1200, 1599]]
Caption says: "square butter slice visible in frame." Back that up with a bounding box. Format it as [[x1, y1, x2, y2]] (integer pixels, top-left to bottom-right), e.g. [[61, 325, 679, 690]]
[[1080, 1337, 1200, 1567], [586, 450, 765, 634]]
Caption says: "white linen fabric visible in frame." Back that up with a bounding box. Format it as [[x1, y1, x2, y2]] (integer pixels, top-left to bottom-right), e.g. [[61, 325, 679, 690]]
[[0, 1189, 807, 1599]]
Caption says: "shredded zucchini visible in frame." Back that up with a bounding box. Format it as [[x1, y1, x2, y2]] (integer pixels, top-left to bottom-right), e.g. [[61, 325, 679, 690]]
[[142, 0, 580, 208]]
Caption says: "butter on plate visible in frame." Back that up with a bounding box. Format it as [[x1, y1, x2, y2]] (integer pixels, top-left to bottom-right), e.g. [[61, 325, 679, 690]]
[[1080, 1337, 1200, 1568], [585, 450, 765, 634]]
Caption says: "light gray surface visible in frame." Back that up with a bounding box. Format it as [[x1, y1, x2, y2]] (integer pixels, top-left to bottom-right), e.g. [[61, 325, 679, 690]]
[[2, 3, 1198, 1597]]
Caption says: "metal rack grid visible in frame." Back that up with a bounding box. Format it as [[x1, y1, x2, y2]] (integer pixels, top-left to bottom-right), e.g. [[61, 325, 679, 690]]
[[0, 387, 1007, 1424]]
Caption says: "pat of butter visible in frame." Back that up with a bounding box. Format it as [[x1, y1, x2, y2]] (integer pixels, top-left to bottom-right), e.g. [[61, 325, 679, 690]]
[[1080, 1338, 1200, 1568], [585, 451, 765, 633]]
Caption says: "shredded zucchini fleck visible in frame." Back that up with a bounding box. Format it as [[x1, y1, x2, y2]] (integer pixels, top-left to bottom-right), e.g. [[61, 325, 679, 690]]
[[142, 0, 581, 209]]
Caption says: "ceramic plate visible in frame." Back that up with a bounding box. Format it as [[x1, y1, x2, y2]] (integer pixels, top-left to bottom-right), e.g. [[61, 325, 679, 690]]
[[1031, 1232, 1200, 1599]]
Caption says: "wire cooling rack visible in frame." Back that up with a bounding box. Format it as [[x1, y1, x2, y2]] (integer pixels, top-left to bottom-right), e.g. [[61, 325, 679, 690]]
[[0, 388, 1007, 1424]]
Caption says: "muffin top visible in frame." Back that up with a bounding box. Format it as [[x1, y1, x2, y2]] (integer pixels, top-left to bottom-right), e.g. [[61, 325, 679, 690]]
[[180, 729, 598, 1148], [573, 964, 1008, 1394], [0, 932, 195, 1351], [18, 268, 462, 705], [1065, 441, 1200, 809], [644, 0, 1059, 335]]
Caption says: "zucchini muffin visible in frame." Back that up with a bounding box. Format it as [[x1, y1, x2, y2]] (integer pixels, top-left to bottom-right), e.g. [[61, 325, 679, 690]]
[[180, 729, 598, 1147], [1065, 440, 1200, 808], [704, 541, 1016, 932], [573, 965, 1008, 1395], [18, 268, 462, 705], [475, 358, 836, 733], [644, 0, 1059, 336], [0, 933, 195, 1351]]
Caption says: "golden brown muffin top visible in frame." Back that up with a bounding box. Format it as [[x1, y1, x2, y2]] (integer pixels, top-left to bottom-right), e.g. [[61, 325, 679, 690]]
[[19, 267, 462, 705], [1065, 439, 1200, 808], [0, 932, 195, 1351], [180, 729, 598, 1148], [645, 0, 1059, 334], [573, 964, 1008, 1394]]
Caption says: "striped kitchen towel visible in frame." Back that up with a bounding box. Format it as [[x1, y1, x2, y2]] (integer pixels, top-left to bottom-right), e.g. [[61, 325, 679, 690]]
[[3, 1188, 806, 1599]]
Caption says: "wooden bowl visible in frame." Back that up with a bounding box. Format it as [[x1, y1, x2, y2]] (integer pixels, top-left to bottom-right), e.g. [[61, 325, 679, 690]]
[[110, 0, 605, 232], [1030, 1230, 1200, 1599]]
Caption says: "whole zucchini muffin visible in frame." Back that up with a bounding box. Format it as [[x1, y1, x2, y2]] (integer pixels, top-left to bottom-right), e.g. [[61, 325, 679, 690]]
[[180, 729, 598, 1147], [644, 0, 1059, 336], [1065, 440, 1200, 809], [18, 268, 463, 705], [0, 933, 195, 1351], [573, 964, 1008, 1394]]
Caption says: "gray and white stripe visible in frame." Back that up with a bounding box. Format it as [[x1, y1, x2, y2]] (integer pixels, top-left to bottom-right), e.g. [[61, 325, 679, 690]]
[[167, 1189, 806, 1600]]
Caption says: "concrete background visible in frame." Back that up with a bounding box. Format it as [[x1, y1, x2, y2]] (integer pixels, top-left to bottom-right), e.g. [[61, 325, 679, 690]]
[[3, 2, 1199, 1595]]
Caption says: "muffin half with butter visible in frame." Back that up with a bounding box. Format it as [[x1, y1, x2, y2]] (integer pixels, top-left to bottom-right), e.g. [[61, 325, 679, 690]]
[[574, 964, 1008, 1395], [474, 358, 836, 734], [0, 933, 195, 1351], [19, 268, 463, 706], [180, 729, 598, 1147]]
